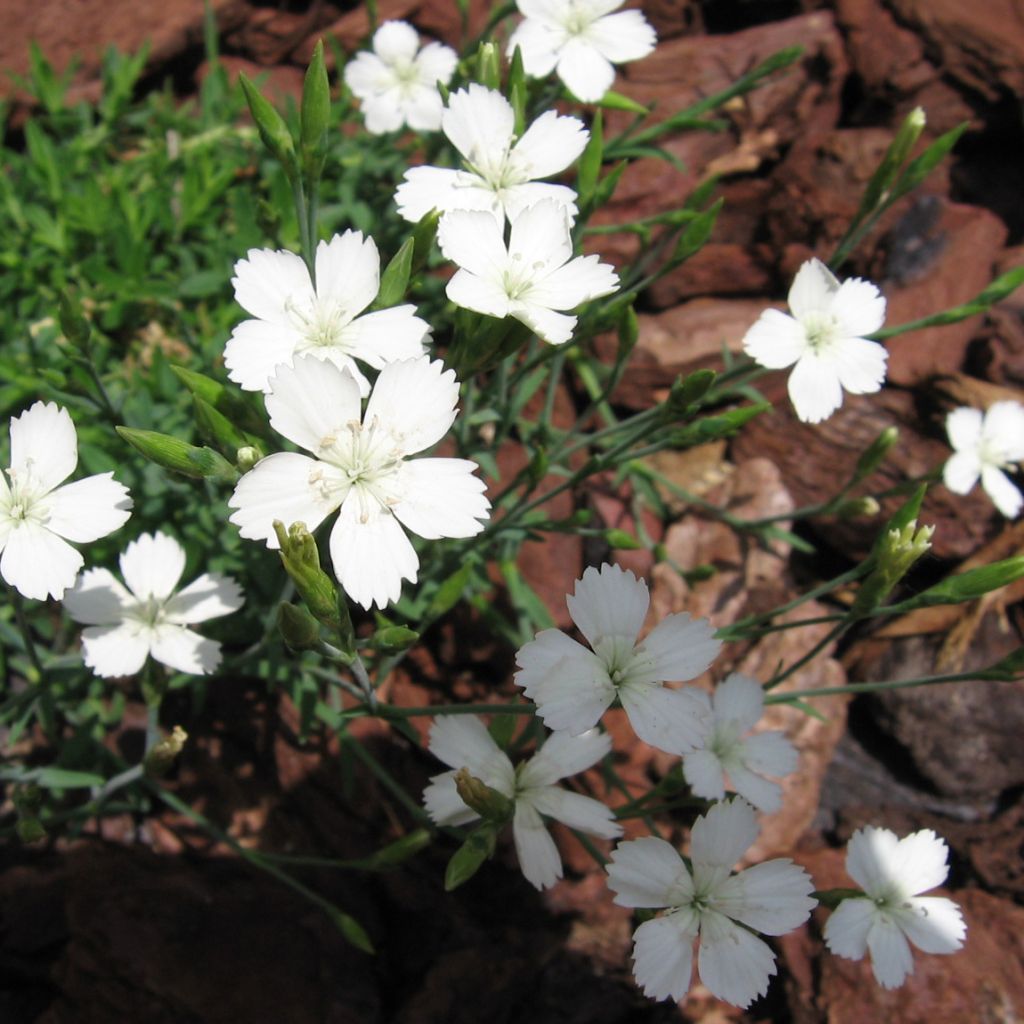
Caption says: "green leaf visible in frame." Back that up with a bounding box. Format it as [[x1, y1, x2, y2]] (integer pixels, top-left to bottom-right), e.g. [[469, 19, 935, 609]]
[[33, 767, 106, 789], [597, 90, 649, 114], [426, 561, 476, 619], [375, 237, 414, 309], [445, 823, 498, 891], [577, 109, 603, 204]]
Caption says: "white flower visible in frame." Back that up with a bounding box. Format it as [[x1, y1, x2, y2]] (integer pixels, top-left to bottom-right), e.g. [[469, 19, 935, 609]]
[[64, 531, 243, 677], [343, 21, 457, 135], [824, 827, 966, 989], [395, 84, 588, 224], [943, 401, 1024, 518], [607, 798, 816, 1008], [423, 714, 621, 890], [223, 232, 430, 394], [683, 673, 798, 814], [228, 354, 489, 610], [0, 402, 132, 601], [437, 200, 619, 346], [507, 0, 657, 103], [514, 563, 719, 754], [742, 258, 888, 424]]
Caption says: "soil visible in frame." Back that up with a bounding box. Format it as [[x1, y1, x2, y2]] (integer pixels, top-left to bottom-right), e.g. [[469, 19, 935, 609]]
[[1, 1, 1023, 1021]]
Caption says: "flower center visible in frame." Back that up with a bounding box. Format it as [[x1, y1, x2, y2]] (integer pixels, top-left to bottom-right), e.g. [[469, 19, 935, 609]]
[[1, 467, 46, 528], [286, 295, 351, 352], [390, 58, 420, 89], [563, 1, 595, 36], [802, 312, 839, 354], [126, 595, 165, 629]]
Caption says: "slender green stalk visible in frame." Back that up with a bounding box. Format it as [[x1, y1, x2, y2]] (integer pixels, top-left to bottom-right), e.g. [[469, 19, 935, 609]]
[[765, 668, 999, 703]]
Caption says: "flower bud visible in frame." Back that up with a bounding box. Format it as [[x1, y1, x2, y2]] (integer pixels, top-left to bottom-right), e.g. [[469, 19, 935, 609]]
[[277, 602, 322, 650], [239, 73, 297, 179], [454, 767, 514, 823], [368, 625, 419, 654], [834, 496, 881, 519], [300, 40, 330, 177], [116, 427, 238, 481], [852, 426, 899, 483], [236, 445, 261, 472], [666, 368, 716, 419], [850, 519, 934, 617], [444, 821, 499, 891], [143, 725, 188, 779]]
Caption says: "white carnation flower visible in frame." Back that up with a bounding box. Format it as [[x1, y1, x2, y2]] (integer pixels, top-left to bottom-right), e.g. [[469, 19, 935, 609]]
[[682, 673, 798, 814], [228, 354, 490, 610], [223, 232, 430, 394], [343, 20, 457, 135], [0, 402, 132, 601], [607, 798, 816, 1008], [395, 84, 588, 224], [423, 714, 621, 890], [64, 531, 243, 677], [943, 401, 1024, 518], [507, 0, 657, 103], [824, 826, 966, 989], [514, 562, 719, 755], [742, 257, 888, 424], [437, 199, 618, 346]]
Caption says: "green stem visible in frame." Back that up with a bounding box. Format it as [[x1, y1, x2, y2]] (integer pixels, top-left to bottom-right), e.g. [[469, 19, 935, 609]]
[[765, 620, 850, 690], [765, 669, 995, 703]]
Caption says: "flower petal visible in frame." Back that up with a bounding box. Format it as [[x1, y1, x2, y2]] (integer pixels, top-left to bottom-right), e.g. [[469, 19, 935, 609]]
[[690, 798, 758, 871], [607, 836, 692, 909], [728, 764, 784, 814], [682, 749, 727, 802], [524, 785, 621, 838], [787, 352, 844, 424], [506, 18, 561, 77], [566, 562, 649, 650], [118, 531, 186, 601], [80, 622, 151, 677], [630, 911, 698, 1002], [513, 800, 563, 890], [984, 401, 1024, 461], [942, 450, 981, 496], [427, 714, 510, 784], [314, 231, 380, 322], [831, 276, 887, 337], [329, 505, 418, 610], [442, 85, 515, 168], [229, 452, 344, 547], [0, 522, 83, 601], [232, 247, 314, 326], [364, 357, 460, 456], [391, 458, 490, 540], [9, 401, 78, 494], [509, 109, 588, 180], [163, 573, 244, 624], [895, 896, 966, 955], [823, 896, 875, 960], [518, 727, 612, 787], [832, 337, 888, 396], [150, 623, 222, 675], [626, 612, 721, 686], [371, 19, 419, 62], [446, 270, 513, 319], [844, 826, 901, 894], [556, 37, 616, 102], [697, 910, 777, 1009], [945, 406, 984, 453], [742, 308, 807, 370], [512, 302, 577, 346], [336, 306, 430, 369], [63, 568, 132, 625], [787, 258, 839, 321], [741, 730, 799, 779], [619, 681, 710, 755], [527, 253, 619, 311], [395, 167, 486, 222], [584, 9, 657, 63], [42, 473, 132, 544], [437, 209, 509, 282], [423, 770, 481, 827], [712, 858, 816, 935], [712, 673, 764, 731], [224, 317, 305, 393], [865, 915, 915, 989], [981, 464, 1023, 518], [265, 355, 363, 455]]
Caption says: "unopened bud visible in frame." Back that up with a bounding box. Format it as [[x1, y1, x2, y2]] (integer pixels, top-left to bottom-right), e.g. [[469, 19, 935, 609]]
[[144, 725, 188, 779], [454, 767, 514, 823], [834, 496, 881, 519], [116, 427, 237, 481], [237, 445, 261, 472], [369, 625, 419, 654], [852, 427, 899, 483], [851, 519, 934, 617], [277, 602, 321, 650]]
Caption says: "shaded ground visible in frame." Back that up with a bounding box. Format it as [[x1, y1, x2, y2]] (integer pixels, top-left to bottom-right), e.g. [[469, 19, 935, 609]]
[[1, 0, 1023, 1020]]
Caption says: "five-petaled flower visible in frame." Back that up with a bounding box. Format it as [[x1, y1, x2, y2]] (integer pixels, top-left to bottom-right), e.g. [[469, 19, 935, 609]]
[[224, 232, 430, 395], [515, 562, 719, 754], [423, 714, 621, 890], [395, 84, 588, 225], [438, 199, 619, 346], [742, 257, 888, 424], [344, 20, 458, 135], [607, 798, 816, 1008], [228, 354, 490, 610], [508, 0, 657, 103], [823, 827, 966, 989], [0, 402, 132, 601], [943, 401, 1024, 518], [64, 531, 244, 677], [682, 673, 798, 814]]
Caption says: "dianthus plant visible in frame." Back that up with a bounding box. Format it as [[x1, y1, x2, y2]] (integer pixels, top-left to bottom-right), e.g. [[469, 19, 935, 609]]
[[8, 12, 1022, 1015]]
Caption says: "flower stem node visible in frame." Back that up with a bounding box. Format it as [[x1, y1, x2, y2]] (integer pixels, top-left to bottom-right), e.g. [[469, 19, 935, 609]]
[[144, 725, 189, 779], [454, 767, 515, 823]]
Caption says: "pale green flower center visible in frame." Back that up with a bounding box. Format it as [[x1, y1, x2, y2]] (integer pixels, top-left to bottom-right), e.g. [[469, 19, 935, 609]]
[[802, 311, 840, 354], [286, 295, 353, 352], [1, 466, 48, 527], [125, 595, 166, 629]]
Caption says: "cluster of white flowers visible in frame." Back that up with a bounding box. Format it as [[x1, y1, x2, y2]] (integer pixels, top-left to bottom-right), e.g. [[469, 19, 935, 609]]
[[421, 561, 968, 1007], [1, 403, 243, 679]]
